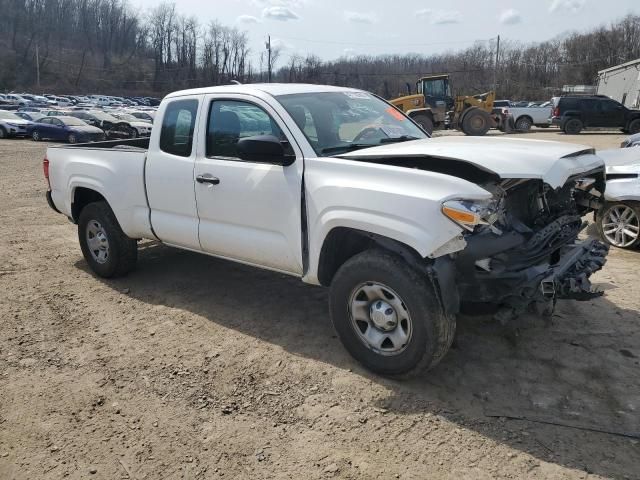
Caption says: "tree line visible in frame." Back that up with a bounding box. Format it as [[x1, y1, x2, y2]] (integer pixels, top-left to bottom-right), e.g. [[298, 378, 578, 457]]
[[1, 0, 639, 101]]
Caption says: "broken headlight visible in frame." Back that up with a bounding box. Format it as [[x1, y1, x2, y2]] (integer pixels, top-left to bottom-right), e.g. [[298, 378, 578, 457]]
[[441, 199, 501, 234]]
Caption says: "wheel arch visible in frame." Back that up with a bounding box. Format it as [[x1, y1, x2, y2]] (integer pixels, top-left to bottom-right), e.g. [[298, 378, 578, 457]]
[[316, 227, 425, 287], [515, 114, 533, 125], [71, 186, 109, 223]]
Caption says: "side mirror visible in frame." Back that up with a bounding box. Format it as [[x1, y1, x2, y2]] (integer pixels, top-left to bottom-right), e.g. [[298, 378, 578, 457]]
[[237, 135, 294, 166]]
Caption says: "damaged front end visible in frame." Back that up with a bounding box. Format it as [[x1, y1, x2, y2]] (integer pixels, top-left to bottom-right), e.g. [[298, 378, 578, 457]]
[[433, 169, 609, 322]]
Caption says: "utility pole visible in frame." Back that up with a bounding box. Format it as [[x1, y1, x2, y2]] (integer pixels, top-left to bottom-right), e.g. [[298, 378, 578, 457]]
[[493, 35, 500, 93], [35, 43, 40, 89], [266, 35, 272, 83]]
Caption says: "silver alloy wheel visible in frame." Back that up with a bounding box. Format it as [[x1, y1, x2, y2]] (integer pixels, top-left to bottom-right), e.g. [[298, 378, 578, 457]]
[[32, 130, 39, 141], [602, 205, 640, 247], [86, 220, 110, 264], [349, 282, 412, 356]]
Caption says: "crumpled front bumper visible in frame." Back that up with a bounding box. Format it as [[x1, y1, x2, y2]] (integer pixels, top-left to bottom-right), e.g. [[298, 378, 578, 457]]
[[540, 238, 609, 301], [430, 225, 610, 321]]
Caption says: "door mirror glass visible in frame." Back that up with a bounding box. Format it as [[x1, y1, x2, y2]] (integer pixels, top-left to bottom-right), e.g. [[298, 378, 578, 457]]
[[237, 135, 292, 165]]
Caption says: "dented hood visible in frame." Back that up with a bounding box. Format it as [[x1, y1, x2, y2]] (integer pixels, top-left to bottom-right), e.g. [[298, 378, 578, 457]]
[[339, 136, 605, 188]]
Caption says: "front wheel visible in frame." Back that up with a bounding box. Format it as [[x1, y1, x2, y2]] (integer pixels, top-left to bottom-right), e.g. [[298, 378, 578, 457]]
[[329, 250, 455, 377], [597, 202, 640, 249], [628, 119, 640, 135], [67, 133, 77, 144], [0, 127, 7, 139], [31, 130, 41, 141], [78, 201, 138, 278]]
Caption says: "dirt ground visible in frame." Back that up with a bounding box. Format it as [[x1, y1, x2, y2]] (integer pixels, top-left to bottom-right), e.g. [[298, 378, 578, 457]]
[[0, 129, 639, 480]]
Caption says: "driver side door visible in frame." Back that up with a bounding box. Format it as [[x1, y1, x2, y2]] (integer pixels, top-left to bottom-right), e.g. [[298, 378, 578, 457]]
[[194, 95, 304, 274]]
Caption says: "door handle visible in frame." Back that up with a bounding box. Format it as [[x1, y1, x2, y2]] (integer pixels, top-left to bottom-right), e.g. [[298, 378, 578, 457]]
[[196, 174, 220, 185]]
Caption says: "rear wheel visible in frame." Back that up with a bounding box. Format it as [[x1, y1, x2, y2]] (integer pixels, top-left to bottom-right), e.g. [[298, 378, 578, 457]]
[[78, 201, 138, 278], [563, 118, 583, 134], [597, 202, 640, 249], [460, 108, 491, 136], [329, 250, 455, 377], [410, 113, 434, 135], [31, 130, 40, 141], [628, 119, 640, 135]]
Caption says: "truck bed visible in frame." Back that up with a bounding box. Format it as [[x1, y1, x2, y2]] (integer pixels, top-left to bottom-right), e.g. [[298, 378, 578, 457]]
[[47, 136, 154, 240]]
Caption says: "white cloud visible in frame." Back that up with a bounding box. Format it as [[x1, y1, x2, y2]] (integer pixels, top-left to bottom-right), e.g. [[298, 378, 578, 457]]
[[415, 8, 460, 25], [499, 9, 522, 25], [237, 14, 260, 24], [344, 11, 378, 24], [549, 0, 586, 13], [262, 6, 299, 21]]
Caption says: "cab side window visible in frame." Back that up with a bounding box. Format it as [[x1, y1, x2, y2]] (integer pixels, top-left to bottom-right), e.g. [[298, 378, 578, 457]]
[[159, 99, 198, 157], [206, 100, 292, 160]]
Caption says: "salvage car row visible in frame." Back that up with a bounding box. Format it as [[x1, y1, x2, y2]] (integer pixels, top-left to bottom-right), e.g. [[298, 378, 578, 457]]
[[0, 104, 156, 142]]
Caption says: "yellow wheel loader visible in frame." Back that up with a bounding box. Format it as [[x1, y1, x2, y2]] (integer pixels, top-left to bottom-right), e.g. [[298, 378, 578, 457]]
[[390, 75, 511, 136]]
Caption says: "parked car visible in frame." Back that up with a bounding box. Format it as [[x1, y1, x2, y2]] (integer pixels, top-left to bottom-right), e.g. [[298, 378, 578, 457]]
[[507, 104, 553, 131], [0, 110, 33, 138], [127, 110, 155, 122], [68, 110, 137, 138], [493, 100, 511, 109], [621, 133, 640, 148], [595, 148, 640, 249], [44, 84, 609, 376], [551, 95, 640, 134], [3, 94, 32, 106], [30, 116, 105, 143], [110, 112, 152, 136]]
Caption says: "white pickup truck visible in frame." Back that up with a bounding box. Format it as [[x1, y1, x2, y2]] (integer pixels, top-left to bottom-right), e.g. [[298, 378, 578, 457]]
[[45, 84, 609, 376], [508, 105, 553, 131]]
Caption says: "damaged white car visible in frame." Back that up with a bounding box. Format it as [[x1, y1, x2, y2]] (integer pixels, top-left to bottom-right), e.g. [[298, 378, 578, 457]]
[[44, 84, 609, 376]]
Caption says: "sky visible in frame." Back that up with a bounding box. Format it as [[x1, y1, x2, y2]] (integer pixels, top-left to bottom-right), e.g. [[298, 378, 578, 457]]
[[132, 0, 640, 66]]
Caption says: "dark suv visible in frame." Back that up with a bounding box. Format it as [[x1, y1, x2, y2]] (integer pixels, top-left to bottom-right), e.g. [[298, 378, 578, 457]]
[[551, 95, 640, 134]]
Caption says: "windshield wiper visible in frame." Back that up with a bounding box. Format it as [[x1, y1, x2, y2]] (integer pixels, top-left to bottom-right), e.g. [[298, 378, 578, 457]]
[[378, 135, 421, 144], [320, 143, 376, 155]]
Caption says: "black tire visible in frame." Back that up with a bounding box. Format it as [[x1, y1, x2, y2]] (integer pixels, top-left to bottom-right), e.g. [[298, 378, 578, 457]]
[[31, 130, 41, 141], [67, 133, 77, 144], [129, 127, 138, 139], [628, 119, 640, 135], [329, 250, 456, 377], [596, 201, 640, 249], [78, 201, 137, 278], [563, 118, 583, 134], [515, 116, 533, 131], [411, 113, 434, 135], [460, 108, 491, 136], [0, 127, 6, 139]]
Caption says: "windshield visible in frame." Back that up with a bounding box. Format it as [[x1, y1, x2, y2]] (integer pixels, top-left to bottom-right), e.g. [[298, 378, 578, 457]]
[[0, 111, 21, 120], [276, 91, 427, 156]]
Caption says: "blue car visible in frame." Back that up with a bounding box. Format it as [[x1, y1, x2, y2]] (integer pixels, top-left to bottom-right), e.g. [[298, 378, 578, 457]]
[[30, 116, 105, 143]]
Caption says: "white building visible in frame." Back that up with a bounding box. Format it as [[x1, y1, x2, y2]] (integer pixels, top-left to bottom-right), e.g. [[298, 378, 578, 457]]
[[597, 59, 640, 108]]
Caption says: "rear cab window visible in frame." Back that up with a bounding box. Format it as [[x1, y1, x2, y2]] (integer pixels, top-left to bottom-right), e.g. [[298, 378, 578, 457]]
[[160, 99, 198, 157]]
